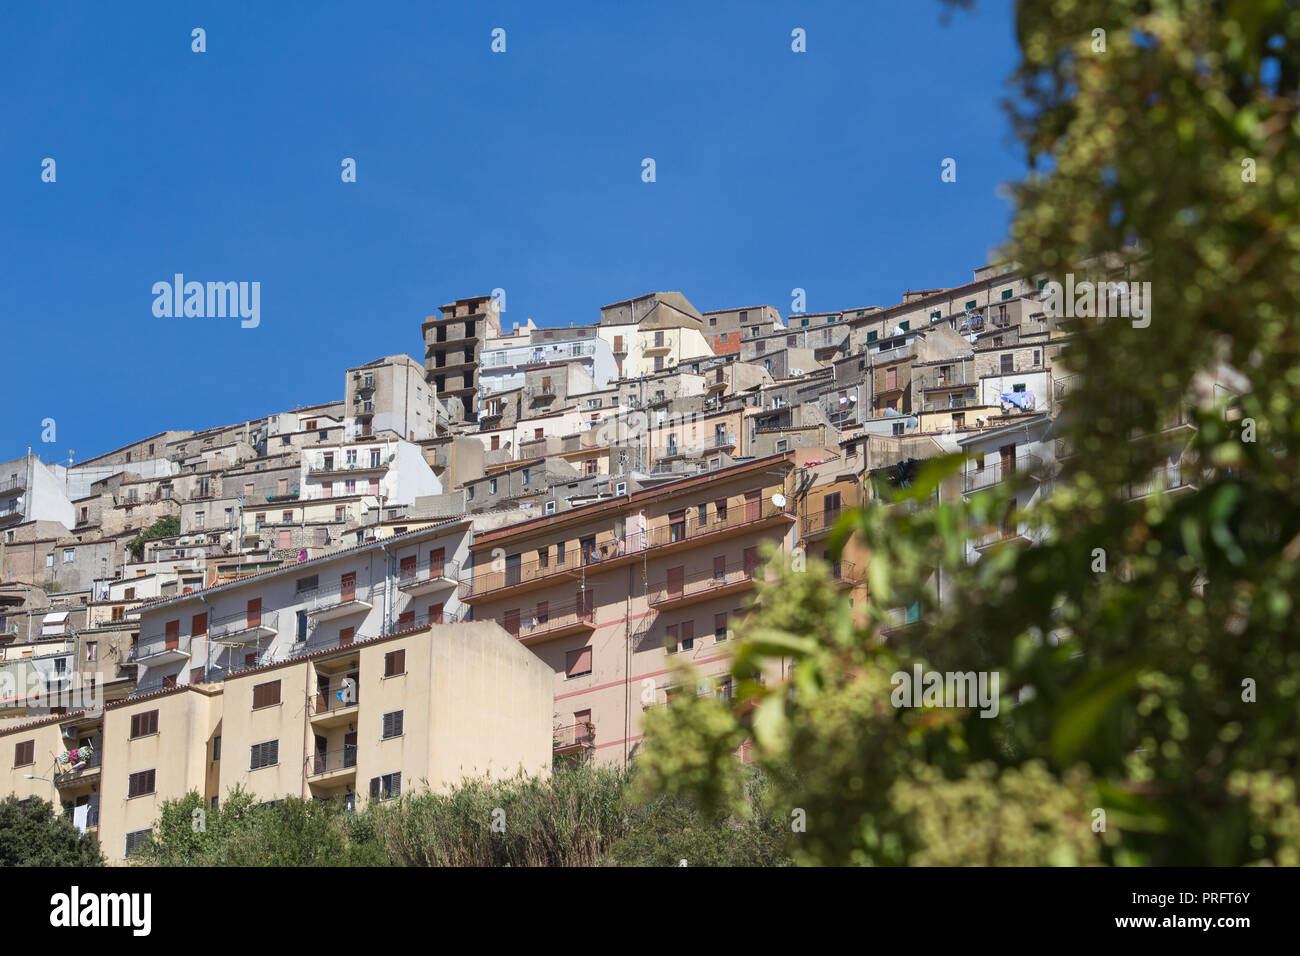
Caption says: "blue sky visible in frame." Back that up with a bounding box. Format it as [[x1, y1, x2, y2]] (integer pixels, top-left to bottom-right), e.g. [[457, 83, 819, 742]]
[[0, 0, 1022, 461]]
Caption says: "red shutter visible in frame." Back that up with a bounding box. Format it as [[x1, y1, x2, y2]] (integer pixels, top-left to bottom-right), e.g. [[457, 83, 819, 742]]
[[713, 556, 726, 580], [745, 491, 760, 522], [565, 646, 592, 677], [743, 547, 759, 577], [247, 598, 261, 628], [429, 548, 445, 578], [428, 603, 443, 625], [341, 572, 356, 603], [504, 609, 520, 637], [340, 627, 354, 646], [191, 613, 208, 638], [165, 620, 180, 650], [667, 567, 684, 600], [399, 556, 417, 581]]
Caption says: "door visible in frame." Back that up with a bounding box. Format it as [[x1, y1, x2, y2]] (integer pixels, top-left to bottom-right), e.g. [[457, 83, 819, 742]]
[[428, 603, 444, 625], [743, 547, 759, 578], [713, 555, 726, 581], [745, 490, 761, 522], [399, 555, 417, 583], [314, 734, 327, 774], [504, 608, 521, 638], [429, 547, 445, 578], [164, 620, 180, 651], [316, 675, 330, 714], [247, 598, 261, 628], [339, 626, 354, 646], [343, 731, 357, 768], [577, 589, 594, 621], [340, 572, 356, 604], [505, 553, 521, 586], [999, 443, 1017, 478], [667, 567, 684, 601]]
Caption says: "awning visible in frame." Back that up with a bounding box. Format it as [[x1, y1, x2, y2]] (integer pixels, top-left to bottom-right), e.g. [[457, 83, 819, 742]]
[[41, 611, 69, 636]]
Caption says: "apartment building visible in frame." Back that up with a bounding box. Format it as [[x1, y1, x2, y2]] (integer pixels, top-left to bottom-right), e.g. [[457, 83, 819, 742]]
[[459, 452, 801, 766], [129, 522, 472, 694], [299, 437, 441, 508], [424, 295, 503, 423], [0, 454, 75, 532], [345, 354, 443, 442], [700, 305, 784, 355]]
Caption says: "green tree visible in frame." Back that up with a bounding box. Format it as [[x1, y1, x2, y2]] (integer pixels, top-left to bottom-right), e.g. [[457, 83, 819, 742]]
[[635, 0, 1300, 866], [127, 515, 181, 562], [0, 796, 105, 867]]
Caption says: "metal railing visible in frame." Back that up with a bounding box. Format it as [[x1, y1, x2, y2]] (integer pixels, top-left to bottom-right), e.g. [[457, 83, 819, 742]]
[[396, 559, 462, 589], [963, 454, 1042, 494], [305, 747, 358, 778], [303, 581, 380, 615], [310, 687, 359, 717], [0, 474, 27, 495], [500, 599, 595, 641], [462, 499, 793, 598], [553, 722, 595, 750], [210, 608, 279, 642], [648, 559, 759, 605], [308, 455, 393, 475]]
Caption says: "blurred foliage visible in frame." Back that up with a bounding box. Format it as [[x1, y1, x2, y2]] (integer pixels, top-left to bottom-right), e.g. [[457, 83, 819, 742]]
[[0, 795, 105, 867], [127, 515, 181, 562], [635, 0, 1300, 865]]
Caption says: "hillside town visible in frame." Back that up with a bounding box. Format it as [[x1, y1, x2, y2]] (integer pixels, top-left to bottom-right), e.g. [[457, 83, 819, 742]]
[[0, 262, 1191, 859]]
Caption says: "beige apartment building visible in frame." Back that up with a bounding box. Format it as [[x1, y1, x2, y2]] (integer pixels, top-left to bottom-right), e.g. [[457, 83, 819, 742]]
[[2, 620, 552, 860]]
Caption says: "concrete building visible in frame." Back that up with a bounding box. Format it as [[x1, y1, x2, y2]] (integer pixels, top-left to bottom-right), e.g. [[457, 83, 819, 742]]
[[0, 454, 75, 532], [424, 295, 503, 423], [345, 354, 445, 442]]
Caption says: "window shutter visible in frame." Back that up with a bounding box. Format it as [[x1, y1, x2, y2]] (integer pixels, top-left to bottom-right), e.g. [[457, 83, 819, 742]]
[[382, 710, 404, 739], [370, 777, 381, 797]]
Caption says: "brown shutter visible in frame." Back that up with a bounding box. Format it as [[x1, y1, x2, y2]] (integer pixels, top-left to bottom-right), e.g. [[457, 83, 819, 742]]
[[165, 620, 180, 650], [191, 613, 207, 637], [667, 567, 684, 600]]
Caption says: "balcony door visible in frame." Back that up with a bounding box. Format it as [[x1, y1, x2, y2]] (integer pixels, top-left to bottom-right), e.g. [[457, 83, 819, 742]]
[[341, 572, 356, 603], [745, 490, 761, 522], [247, 598, 261, 628], [164, 620, 179, 651]]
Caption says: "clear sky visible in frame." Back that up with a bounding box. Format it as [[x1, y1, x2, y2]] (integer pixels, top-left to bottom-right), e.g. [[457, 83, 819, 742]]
[[0, 0, 1022, 462]]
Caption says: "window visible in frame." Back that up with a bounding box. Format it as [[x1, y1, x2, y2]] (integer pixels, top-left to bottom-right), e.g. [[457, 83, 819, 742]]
[[213, 736, 221, 761], [381, 710, 404, 739], [45, 554, 54, 568], [899, 321, 910, 332], [716, 678, 734, 702], [252, 680, 281, 709], [1000, 353, 1014, 374], [565, 646, 593, 678], [127, 769, 156, 798], [966, 299, 978, 311], [129, 710, 159, 739], [665, 623, 679, 652], [715, 497, 728, 521], [489, 479, 498, 494], [669, 510, 686, 542], [1001, 288, 1013, 300], [680, 620, 695, 651], [249, 740, 279, 770], [714, 612, 728, 641], [125, 829, 152, 857], [85, 641, 98, 661], [384, 649, 406, 677], [370, 772, 401, 800], [63, 548, 75, 563], [14, 740, 34, 766], [892, 422, 906, 436], [930, 310, 942, 321]]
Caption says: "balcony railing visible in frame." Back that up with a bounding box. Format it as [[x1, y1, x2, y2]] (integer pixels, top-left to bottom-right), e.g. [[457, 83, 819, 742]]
[[310, 686, 359, 717], [963, 454, 1042, 494], [305, 746, 358, 778], [396, 559, 462, 590], [128, 634, 190, 663], [461, 499, 793, 597], [210, 608, 279, 643], [553, 722, 595, 751], [302, 581, 379, 616], [648, 559, 759, 605], [0, 474, 27, 495], [501, 598, 595, 641], [308, 455, 393, 476], [800, 503, 855, 536]]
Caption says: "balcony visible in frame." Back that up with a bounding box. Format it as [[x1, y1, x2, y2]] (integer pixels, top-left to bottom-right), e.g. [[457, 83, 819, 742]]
[[305, 746, 358, 782], [829, 560, 858, 588], [210, 608, 279, 645], [648, 560, 758, 608], [643, 339, 671, 355], [461, 499, 794, 600], [397, 559, 461, 596], [553, 721, 595, 754], [128, 635, 190, 666], [502, 598, 596, 645], [308, 688, 359, 728], [706, 431, 737, 451], [531, 388, 557, 403], [706, 371, 728, 392], [55, 749, 102, 787], [1127, 463, 1196, 500], [801, 503, 852, 539], [308, 455, 393, 477], [304, 582, 377, 622], [0, 474, 27, 496], [355, 402, 375, 418], [962, 454, 1042, 495]]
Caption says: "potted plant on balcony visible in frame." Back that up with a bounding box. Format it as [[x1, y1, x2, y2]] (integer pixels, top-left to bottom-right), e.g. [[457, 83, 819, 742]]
[[58, 741, 93, 770]]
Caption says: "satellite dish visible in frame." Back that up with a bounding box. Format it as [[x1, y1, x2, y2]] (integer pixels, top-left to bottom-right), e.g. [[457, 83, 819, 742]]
[[771, 493, 787, 509]]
